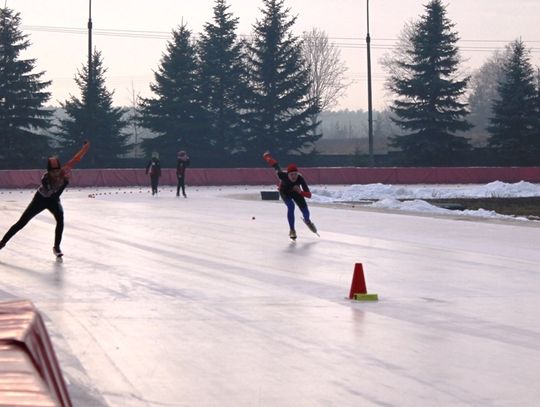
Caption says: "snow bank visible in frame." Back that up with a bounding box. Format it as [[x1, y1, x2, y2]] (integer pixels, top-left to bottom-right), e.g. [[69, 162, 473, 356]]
[[310, 181, 539, 220]]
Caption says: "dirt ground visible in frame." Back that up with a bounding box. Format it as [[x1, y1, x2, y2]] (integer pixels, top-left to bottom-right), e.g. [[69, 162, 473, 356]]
[[426, 197, 540, 220]]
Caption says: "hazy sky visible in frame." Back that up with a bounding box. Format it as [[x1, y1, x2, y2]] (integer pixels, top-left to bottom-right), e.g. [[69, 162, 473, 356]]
[[8, 0, 540, 111]]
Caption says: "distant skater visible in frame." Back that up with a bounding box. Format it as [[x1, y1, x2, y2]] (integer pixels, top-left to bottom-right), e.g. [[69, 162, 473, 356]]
[[176, 150, 190, 198], [146, 152, 161, 196], [263, 151, 317, 240], [0, 142, 90, 257]]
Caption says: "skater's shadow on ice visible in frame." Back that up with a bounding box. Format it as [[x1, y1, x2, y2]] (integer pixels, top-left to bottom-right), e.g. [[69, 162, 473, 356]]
[[285, 241, 318, 253], [0, 260, 65, 288], [52, 260, 64, 284]]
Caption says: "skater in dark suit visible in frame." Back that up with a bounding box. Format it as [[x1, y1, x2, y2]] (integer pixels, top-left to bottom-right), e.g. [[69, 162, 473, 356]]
[[263, 151, 317, 240], [176, 150, 190, 197], [0, 142, 90, 257], [145, 152, 161, 195]]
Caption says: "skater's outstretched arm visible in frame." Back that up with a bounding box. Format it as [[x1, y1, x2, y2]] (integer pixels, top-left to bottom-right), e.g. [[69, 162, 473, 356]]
[[62, 141, 90, 177], [262, 151, 282, 172]]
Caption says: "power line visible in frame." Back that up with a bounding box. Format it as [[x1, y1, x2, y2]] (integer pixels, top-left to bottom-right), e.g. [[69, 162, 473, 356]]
[[21, 24, 540, 49], [21, 23, 540, 90], [339, 37, 540, 44]]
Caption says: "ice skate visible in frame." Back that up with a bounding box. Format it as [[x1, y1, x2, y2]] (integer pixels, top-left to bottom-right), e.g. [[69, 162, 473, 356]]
[[53, 246, 64, 258], [289, 229, 297, 240], [303, 219, 319, 236]]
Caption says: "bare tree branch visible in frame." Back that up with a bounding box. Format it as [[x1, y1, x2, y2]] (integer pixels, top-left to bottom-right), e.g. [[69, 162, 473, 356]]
[[302, 28, 350, 112]]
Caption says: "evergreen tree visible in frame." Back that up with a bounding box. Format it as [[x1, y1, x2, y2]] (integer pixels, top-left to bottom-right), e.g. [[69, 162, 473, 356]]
[[534, 67, 540, 155], [536, 69, 540, 114], [244, 0, 320, 156], [139, 24, 209, 157], [0, 7, 51, 169], [487, 40, 538, 164], [198, 0, 249, 155], [532, 68, 540, 160], [57, 50, 128, 167], [386, 0, 471, 166]]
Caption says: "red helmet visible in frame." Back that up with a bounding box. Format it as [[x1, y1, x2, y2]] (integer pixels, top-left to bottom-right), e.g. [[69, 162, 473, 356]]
[[287, 163, 298, 173]]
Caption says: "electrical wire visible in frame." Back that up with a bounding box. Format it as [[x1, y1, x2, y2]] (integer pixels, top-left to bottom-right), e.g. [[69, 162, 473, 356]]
[[21, 24, 540, 53]]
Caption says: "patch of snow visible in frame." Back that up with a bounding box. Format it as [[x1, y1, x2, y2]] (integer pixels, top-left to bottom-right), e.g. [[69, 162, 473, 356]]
[[310, 181, 539, 220]]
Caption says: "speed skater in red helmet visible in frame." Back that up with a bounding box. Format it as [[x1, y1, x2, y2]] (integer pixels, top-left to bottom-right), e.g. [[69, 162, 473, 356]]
[[263, 151, 318, 240]]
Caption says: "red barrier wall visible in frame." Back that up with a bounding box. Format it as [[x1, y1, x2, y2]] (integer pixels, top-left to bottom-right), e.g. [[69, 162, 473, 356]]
[[0, 300, 72, 407], [1, 167, 540, 188]]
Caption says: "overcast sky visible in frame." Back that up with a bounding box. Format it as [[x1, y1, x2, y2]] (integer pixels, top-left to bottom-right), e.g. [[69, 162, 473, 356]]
[[8, 0, 540, 111]]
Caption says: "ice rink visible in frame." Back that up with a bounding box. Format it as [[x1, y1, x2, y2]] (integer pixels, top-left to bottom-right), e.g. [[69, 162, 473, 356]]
[[1, 185, 540, 407]]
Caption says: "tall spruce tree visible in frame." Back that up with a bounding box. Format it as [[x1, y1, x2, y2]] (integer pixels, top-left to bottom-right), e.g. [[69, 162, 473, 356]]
[[198, 0, 249, 155], [488, 40, 538, 165], [57, 50, 128, 167], [245, 0, 320, 156], [139, 24, 209, 157], [0, 7, 51, 169], [487, 40, 538, 164], [386, 0, 471, 166], [536, 70, 540, 158]]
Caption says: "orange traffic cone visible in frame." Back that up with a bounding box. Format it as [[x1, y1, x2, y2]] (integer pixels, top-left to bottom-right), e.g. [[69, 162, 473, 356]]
[[349, 263, 378, 301]]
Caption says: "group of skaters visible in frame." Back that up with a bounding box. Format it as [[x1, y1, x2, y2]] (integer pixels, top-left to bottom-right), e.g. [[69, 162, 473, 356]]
[[0, 146, 317, 257], [145, 150, 190, 197]]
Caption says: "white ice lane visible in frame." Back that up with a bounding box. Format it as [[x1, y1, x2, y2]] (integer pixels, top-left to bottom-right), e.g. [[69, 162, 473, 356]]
[[1, 186, 540, 407]]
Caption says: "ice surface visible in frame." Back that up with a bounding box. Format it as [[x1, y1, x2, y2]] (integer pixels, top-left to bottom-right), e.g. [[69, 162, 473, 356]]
[[1, 185, 539, 406]]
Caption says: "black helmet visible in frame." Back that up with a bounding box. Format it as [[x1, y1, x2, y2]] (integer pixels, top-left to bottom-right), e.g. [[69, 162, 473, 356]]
[[47, 156, 61, 171]]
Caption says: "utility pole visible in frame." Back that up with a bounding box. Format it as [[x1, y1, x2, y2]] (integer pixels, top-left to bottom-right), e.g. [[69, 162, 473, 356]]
[[366, 0, 374, 166], [86, 0, 93, 150], [88, 0, 93, 84]]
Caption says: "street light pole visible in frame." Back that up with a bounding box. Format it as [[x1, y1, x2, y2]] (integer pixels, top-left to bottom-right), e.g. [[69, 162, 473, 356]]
[[88, 0, 93, 82], [366, 0, 374, 166], [86, 0, 93, 157]]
